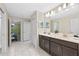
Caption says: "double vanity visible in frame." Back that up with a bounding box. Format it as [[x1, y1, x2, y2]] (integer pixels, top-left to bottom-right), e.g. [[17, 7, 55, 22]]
[[37, 4, 79, 56], [39, 33, 79, 56]]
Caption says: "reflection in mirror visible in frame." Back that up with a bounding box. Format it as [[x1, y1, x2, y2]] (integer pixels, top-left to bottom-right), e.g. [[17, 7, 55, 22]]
[[51, 17, 79, 37], [51, 18, 71, 34], [51, 20, 59, 33], [40, 22, 43, 28], [45, 21, 49, 28], [39, 20, 50, 28], [70, 18, 79, 36]]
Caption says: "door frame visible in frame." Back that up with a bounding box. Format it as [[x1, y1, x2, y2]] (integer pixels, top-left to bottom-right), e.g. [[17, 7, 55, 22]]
[[21, 21, 23, 42], [9, 21, 22, 46], [9, 19, 12, 47]]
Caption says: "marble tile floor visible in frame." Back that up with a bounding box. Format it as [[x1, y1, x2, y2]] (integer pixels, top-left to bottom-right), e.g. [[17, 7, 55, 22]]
[[0, 41, 50, 56]]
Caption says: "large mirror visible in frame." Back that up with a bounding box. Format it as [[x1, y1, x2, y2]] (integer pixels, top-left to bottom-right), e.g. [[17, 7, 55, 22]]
[[51, 18, 71, 34], [50, 4, 79, 37], [51, 20, 59, 33], [39, 4, 79, 36]]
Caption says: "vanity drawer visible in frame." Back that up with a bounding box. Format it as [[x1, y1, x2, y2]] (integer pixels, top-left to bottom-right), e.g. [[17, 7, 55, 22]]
[[50, 38, 78, 49]]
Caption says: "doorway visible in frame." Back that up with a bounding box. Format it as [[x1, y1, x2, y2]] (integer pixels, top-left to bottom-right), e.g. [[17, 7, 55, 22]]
[[11, 22, 21, 42]]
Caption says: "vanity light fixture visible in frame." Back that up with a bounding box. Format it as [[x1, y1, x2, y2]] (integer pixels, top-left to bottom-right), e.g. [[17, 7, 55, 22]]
[[58, 6, 62, 11], [63, 3, 67, 8], [45, 13, 48, 17], [51, 10, 54, 15], [49, 12, 52, 17], [45, 12, 50, 17], [50, 10, 55, 17], [45, 3, 73, 17], [49, 11, 53, 16]]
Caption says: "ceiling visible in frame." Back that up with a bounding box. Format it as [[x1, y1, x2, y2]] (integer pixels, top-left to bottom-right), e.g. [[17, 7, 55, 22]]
[[4, 3, 60, 18]]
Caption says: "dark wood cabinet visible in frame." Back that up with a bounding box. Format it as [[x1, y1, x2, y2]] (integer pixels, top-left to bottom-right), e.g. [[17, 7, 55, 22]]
[[77, 44, 79, 56], [44, 38, 50, 53], [62, 46, 77, 56], [39, 35, 50, 53], [50, 38, 78, 49], [39, 35, 44, 49], [50, 41, 62, 56], [39, 35, 79, 56]]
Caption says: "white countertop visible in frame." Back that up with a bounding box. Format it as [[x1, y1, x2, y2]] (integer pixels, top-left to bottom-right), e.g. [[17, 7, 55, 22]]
[[39, 33, 79, 44]]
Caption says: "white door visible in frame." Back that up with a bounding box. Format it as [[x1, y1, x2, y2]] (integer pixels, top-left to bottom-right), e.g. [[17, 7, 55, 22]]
[[23, 22, 31, 41]]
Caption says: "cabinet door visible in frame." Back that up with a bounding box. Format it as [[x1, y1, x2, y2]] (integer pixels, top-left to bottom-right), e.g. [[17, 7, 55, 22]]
[[39, 36, 44, 49], [78, 44, 79, 56], [62, 46, 77, 56], [44, 39, 49, 53], [50, 41, 62, 56]]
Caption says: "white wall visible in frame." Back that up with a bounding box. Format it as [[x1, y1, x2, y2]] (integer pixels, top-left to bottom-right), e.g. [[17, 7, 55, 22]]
[[30, 11, 49, 48], [10, 16, 25, 23], [30, 11, 38, 48], [0, 4, 9, 52]]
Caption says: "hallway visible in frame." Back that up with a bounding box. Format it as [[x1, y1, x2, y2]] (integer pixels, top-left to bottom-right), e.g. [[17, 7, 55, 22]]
[[0, 41, 50, 56]]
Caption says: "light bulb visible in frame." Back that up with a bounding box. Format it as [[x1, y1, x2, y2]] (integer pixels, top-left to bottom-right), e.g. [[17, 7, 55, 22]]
[[58, 7, 62, 11], [63, 3, 66, 8], [45, 12, 50, 17], [51, 11, 54, 15]]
